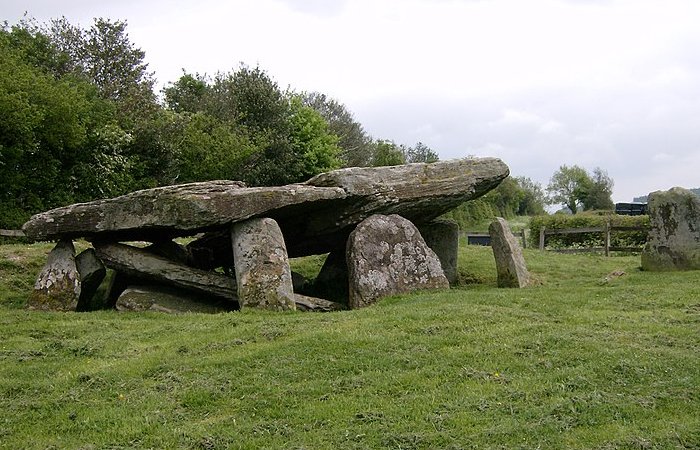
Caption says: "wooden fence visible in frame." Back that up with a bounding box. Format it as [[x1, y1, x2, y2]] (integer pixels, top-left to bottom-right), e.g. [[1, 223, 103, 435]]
[[538, 223, 647, 256], [0, 229, 25, 238]]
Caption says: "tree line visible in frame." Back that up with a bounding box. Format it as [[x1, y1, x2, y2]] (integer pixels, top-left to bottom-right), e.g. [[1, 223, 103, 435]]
[[0, 17, 613, 230]]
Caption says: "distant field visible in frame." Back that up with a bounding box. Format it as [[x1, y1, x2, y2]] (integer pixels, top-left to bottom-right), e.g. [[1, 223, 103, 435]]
[[1, 242, 699, 449]]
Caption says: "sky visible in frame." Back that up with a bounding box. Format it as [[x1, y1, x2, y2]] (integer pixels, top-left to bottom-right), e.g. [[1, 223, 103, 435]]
[[4, 0, 700, 203]]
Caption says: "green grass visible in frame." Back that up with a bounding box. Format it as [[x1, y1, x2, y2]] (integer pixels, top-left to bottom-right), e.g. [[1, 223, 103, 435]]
[[1, 242, 699, 449]]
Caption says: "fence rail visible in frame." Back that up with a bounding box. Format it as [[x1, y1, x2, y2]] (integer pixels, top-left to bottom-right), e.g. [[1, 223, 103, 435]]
[[538, 223, 647, 256], [465, 229, 528, 249], [0, 229, 25, 238]]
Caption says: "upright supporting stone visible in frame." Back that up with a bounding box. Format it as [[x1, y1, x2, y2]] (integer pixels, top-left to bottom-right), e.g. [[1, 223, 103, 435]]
[[75, 248, 106, 311], [231, 218, 296, 311], [641, 187, 700, 271], [489, 218, 529, 288], [28, 240, 81, 311], [418, 219, 459, 285], [347, 214, 449, 309]]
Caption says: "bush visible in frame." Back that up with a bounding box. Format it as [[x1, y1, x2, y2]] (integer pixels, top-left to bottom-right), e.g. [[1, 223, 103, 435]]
[[529, 212, 649, 249]]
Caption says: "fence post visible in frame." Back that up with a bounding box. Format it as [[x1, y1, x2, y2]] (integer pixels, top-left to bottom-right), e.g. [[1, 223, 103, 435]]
[[604, 220, 611, 257], [521, 229, 527, 249], [539, 227, 545, 251]]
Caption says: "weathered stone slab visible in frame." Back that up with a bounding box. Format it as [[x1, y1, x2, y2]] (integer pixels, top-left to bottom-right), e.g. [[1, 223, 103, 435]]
[[94, 242, 237, 301], [22, 180, 346, 242], [231, 218, 296, 311], [28, 240, 81, 311], [641, 187, 700, 271], [75, 248, 106, 311], [116, 285, 237, 314], [347, 214, 449, 309], [22, 158, 509, 258], [293, 294, 345, 312], [418, 219, 459, 285], [489, 217, 529, 288]]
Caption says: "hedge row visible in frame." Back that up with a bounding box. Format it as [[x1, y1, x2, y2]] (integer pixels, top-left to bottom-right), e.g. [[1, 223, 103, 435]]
[[528, 213, 650, 249]]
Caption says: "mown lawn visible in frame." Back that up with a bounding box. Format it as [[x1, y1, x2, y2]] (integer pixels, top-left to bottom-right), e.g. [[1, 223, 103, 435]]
[[1, 242, 699, 449]]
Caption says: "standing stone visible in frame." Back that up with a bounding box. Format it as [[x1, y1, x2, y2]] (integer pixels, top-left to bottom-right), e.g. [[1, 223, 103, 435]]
[[347, 214, 449, 309], [489, 218, 529, 288], [75, 248, 106, 311], [231, 218, 296, 311], [28, 240, 81, 311], [641, 187, 700, 271], [418, 219, 459, 285]]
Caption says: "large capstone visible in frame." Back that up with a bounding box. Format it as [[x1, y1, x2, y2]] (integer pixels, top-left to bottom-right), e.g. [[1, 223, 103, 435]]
[[231, 218, 296, 311], [641, 187, 700, 271], [489, 217, 529, 288], [22, 157, 509, 257], [28, 240, 81, 311], [347, 214, 449, 309]]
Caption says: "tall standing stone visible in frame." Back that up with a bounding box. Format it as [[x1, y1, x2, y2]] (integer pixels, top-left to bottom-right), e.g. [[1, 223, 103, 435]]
[[231, 218, 296, 311], [347, 214, 449, 309], [28, 240, 81, 311], [489, 218, 529, 288], [641, 187, 700, 271], [418, 219, 460, 285]]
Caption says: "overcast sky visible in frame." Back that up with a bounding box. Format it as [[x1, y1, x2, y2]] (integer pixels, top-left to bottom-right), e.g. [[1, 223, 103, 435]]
[[4, 0, 700, 203]]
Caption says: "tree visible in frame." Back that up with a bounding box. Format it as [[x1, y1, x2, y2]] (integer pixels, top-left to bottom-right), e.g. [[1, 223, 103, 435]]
[[582, 167, 614, 211], [372, 140, 406, 166], [404, 142, 439, 163], [301, 92, 375, 167], [515, 176, 546, 215], [546, 165, 592, 214]]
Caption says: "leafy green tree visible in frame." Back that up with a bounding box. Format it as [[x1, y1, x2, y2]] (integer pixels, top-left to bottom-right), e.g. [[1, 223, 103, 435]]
[[546, 165, 592, 214], [301, 92, 375, 167], [515, 176, 546, 215], [404, 142, 439, 163], [372, 140, 406, 166], [163, 72, 208, 113], [582, 167, 614, 211]]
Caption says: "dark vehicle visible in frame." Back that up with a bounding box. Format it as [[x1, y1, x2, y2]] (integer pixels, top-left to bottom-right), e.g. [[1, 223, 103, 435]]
[[615, 202, 647, 216]]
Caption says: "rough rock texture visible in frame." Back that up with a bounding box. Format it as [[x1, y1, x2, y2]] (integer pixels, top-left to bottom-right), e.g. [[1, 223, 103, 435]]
[[22, 158, 509, 258], [94, 242, 237, 301], [116, 285, 237, 314], [22, 180, 345, 243], [489, 217, 529, 288], [293, 294, 345, 312], [641, 187, 700, 271], [28, 240, 81, 311], [231, 218, 296, 311], [418, 219, 459, 285], [75, 248, 106, 311], [347, 214, 449, 309]]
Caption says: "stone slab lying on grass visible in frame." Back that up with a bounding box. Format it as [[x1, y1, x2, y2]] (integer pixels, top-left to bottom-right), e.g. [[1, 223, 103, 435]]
[[641, 187, 700, 271], [28, 240, 81, 311], [347, 214, 449, 309], [116, 285, 238, 313]]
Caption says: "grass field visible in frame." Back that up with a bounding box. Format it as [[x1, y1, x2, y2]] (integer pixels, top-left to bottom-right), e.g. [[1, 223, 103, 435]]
[[1, 241, 699, 449]]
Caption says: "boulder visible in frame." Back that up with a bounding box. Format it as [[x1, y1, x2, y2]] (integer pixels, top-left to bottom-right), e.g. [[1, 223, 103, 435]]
[[641, 187, 700, 271], [22, 158, 509, 257], [231, 218, 296, 311], [347, 214, 449, 309], [116, 285, 237, 314], [94, 242, 237, 302], [27, 240, 81, 311], [418, 219, 459, 285], [293, 294, 345, 312], [489, 218, 529, 288], [75, 248, 106, 311]]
